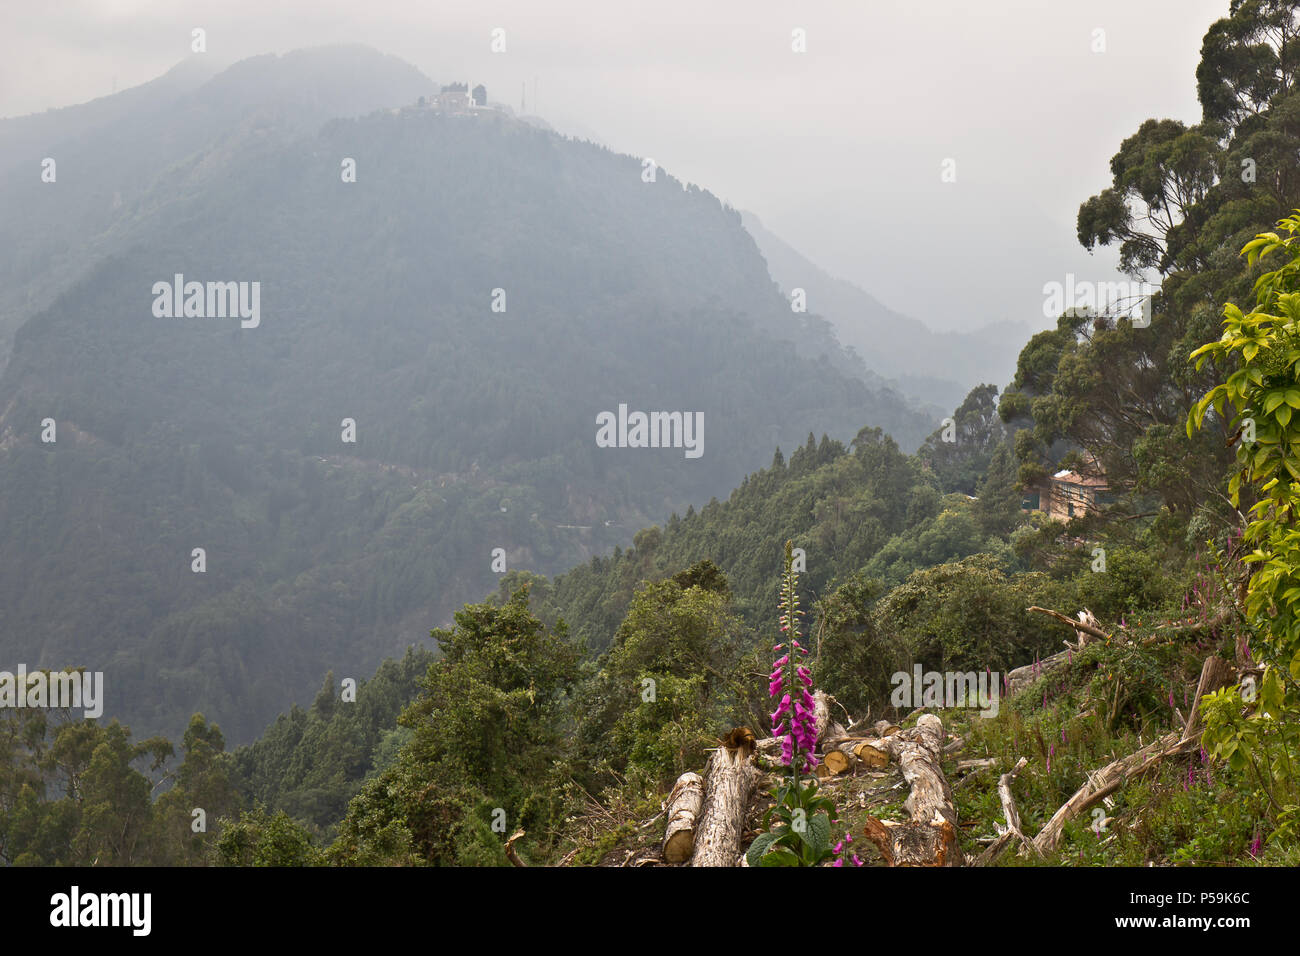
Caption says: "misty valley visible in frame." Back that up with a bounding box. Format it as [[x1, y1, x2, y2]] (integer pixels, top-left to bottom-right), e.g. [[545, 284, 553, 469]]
[[0, 8, 1292, 936]]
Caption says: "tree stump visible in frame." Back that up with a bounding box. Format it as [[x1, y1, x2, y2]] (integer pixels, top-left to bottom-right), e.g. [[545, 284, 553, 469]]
[[690, 741, 758, 867]]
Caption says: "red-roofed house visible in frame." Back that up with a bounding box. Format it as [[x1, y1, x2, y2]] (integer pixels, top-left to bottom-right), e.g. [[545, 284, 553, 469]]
[[1022, 460, 1111, 521]]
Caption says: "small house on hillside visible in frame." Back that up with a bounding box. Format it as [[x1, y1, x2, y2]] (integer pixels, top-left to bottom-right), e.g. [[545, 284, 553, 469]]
[[1022, 460, 1111, 521]]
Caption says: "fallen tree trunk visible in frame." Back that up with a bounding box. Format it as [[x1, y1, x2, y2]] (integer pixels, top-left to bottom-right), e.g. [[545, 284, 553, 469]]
[[1030, 735, 1171, 854], [1028, 656, 1234, 855], [690, 736, 758, 867], [860, 714, 962, 866], [662, 772, 705, 863], [854, 740, 891, 768], [1007, 609, 1107, 697], [1006, 649, 1072, 698], [1148, 608, 1235, 639]]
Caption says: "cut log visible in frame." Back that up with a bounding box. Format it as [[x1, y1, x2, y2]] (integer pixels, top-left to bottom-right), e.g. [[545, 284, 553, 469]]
[[690, 739, 759, 867], [661, 772, 705, 863], [822, 749, 855, 775], [823, 733, 885, 747], [863, 813, 958, 867], [1007, 656, 1059, 698], [1007, 645, 1080, 697], [859, 714, 962, 866], [853, 741, 891, 768], [890, 716, 958, 831], [819, 734, 893, 768], [1028, 656, 1233, 855]]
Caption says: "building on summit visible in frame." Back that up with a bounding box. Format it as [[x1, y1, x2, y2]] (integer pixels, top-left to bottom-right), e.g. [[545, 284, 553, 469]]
[[423, 83, 496, 115], [434, 82, 471, 112]]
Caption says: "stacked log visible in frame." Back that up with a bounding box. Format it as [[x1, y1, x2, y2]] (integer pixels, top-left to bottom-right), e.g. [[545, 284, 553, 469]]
[[659, 635, 1235, 869], [818, 724, 898, 772]]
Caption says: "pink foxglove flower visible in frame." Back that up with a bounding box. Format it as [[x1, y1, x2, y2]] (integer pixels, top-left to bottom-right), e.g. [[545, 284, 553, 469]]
[[771, 541, 819, 771]]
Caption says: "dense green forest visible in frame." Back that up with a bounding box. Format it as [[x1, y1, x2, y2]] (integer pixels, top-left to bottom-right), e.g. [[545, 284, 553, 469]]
[[4, 1, 1300, 869]]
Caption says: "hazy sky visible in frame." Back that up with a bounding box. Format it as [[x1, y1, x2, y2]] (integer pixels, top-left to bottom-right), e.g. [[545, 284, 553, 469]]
[[1, 0, 1231, 334]]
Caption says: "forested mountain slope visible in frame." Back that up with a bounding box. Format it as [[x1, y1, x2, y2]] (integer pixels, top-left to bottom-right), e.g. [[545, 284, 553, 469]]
[[0, 49, 932, 743], [0, 46, 435, 371]]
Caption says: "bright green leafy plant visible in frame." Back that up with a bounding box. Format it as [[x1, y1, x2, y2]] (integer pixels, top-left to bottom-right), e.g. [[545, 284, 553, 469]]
[[1189, 212, 1300, 849]]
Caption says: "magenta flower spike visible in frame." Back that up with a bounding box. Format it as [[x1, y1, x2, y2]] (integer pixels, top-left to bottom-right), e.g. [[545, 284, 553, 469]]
[[773, 540, 818, 770]]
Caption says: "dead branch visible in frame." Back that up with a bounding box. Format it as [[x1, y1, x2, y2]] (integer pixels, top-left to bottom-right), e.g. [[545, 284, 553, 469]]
[[1025, 605, 1110, 642], [505, 830, 527, 867], [973, 757, 1032, 866]]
